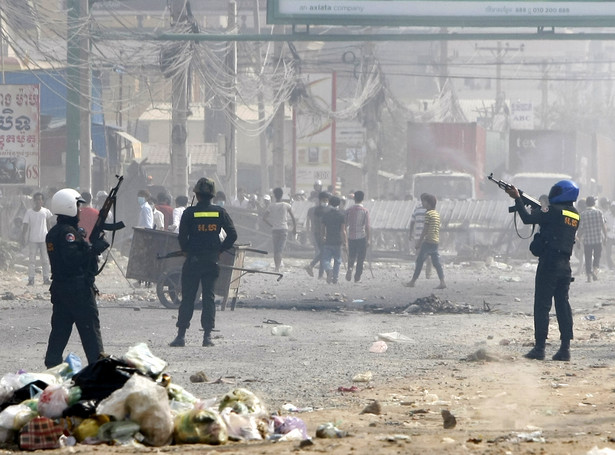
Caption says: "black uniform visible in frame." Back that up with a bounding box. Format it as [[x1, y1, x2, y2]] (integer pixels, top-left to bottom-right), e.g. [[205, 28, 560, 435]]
[[45, 215, 103, 368], [514, 198, 579, 343], [176, 200, 237, 334]]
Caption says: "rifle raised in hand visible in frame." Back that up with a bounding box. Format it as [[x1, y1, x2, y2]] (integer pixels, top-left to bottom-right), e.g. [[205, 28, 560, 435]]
[[487, 173, 541, 213], [90, 175, 125, 242]]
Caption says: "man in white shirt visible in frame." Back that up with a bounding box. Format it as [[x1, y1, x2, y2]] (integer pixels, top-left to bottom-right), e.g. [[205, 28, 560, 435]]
[[136, 189, 153, 228], [263, 187, 296, 272], [169, 195, 189, 233], [21, 192, 53, 285]]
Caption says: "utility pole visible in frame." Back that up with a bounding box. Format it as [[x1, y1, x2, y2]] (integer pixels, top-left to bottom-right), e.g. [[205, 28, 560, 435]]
[[169, 0, 192, 198], [362, 42, 382, 198], [78, 0, 91, 193], [271, 40, 285, 188], [66, 0, 83, 188], [541, 60, 549, 128], [475, 41, 524, 115], [226, 1, 238, 200], [253, 1, 270, 195]]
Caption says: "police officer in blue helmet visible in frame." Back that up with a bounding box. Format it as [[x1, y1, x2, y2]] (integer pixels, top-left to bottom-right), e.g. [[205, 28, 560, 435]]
[[506, 180, 580, 361]]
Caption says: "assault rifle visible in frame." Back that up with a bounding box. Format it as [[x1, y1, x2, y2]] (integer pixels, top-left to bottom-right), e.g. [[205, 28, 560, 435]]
[[90, 175, 125, 275], [487, 173, 541, 213]]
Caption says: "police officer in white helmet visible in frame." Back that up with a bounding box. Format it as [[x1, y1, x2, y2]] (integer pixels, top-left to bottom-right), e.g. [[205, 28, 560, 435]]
[[44, 188, 110, 368]]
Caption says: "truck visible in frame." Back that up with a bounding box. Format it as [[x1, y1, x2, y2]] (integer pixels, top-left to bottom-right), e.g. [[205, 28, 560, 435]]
[[411, 171, 476, 200], [407, 122, 486, 199]]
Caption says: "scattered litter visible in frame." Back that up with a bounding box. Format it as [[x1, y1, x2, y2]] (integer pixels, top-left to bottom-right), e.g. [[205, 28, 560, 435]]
[[352, 371, 373, 383], [441, 410, 456, 429], [118, 295, 131, 302], [587, 447, 615, 455], [464, 348, 501, 362], [272, 415, 308, 440], [1, 292, 15, 300], [263, 319, 281, 325], [441, 437, 456, 443], [369, 341, 387, 353], [499, 276, 521, 282], [377, 332, 414, 343], [380, 434, 410, 441], [360, 400, 381, 415], [281, 403, 313, 413], [510, 430, 545, 443], [585, 315, 597, 321], [489, 261, 512, 270], [271, 325, 293, 336], [399, 294, 479, 314], [551, 382, 569, 389], [315, 422, 347, 438], [337, 386, 359, 393]]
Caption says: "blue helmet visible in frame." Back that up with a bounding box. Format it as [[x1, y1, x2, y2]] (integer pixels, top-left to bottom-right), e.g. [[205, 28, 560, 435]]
[[548, 180, 579, 204]]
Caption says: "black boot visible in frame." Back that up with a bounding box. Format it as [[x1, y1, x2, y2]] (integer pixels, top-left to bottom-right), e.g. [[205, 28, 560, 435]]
[[202, 331, 214, 347], [552, 339, 571, 361], [524, 339, 546, 360], [169, 327, 186, 347]]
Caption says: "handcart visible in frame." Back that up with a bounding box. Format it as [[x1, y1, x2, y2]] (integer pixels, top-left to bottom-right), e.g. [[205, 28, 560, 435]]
[[126, 227, 281, 311]]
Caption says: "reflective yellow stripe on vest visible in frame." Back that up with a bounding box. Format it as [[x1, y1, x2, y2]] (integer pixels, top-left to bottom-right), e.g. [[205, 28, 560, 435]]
[[194, 212, 220, 218], [562, 210, 579, 220]]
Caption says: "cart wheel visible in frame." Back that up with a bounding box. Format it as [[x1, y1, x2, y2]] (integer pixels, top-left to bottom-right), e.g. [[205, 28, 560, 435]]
[[156, 270, 182, 309]]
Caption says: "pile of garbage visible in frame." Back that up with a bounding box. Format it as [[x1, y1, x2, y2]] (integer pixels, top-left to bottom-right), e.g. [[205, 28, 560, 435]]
[[400, 294, 479, 315], [0, 343, 313, 450]]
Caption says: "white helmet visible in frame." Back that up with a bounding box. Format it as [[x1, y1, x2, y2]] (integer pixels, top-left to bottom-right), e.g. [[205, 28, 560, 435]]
[[51, 189, 85, 217]]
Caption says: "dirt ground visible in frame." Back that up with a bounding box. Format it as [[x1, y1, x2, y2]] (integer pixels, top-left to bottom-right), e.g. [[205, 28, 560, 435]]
[[1, 247, 615, 454]]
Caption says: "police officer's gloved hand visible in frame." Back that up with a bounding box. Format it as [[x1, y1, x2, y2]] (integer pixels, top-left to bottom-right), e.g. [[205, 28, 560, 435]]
[[91, 237, 110, 255]]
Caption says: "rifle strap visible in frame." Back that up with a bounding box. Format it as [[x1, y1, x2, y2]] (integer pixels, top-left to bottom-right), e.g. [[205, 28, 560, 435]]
[[513, 212, 536, 240]]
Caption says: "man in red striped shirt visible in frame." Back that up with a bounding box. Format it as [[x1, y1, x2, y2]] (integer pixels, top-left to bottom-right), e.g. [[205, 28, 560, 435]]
[[345, 190, 370, 283]]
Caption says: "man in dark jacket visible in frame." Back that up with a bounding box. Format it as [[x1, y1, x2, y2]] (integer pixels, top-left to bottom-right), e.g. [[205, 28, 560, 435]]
[[505, 179, 580, 361], [169, 178, 238, 347], [45, 188, 109, 368]]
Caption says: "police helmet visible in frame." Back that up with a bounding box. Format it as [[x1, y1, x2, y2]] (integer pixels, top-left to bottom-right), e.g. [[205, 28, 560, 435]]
[[193, 178, 215, 197], [51, 189, 85, 217], [548, 180, 579, 204]]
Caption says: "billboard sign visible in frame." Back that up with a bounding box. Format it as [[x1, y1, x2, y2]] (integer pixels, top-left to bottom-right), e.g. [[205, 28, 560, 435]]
[[268, 0, 615, 27], [0, 85, 40, 186]]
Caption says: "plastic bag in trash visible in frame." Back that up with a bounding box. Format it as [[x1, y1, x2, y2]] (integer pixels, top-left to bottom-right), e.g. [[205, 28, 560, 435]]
[[218, 388, 266, 415], [0, 404, 37, 431], [167, 383, 197, 404], [62, 353, 82, 378], [122, 343, 167, 379], [97, 420, 141, 443], [96, 374, 173, 446], [37, 384, 70, 419], [273, 415, 308, 439], [220, 407, 263, 441], [72, 415, 111, 442], [174, 408, 228, 445]]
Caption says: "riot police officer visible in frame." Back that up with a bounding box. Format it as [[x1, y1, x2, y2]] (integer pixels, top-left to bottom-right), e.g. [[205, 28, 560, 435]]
[[169, 178, 237, 347], [45, 189, 109, 368], [505, 180, 580, 361]]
